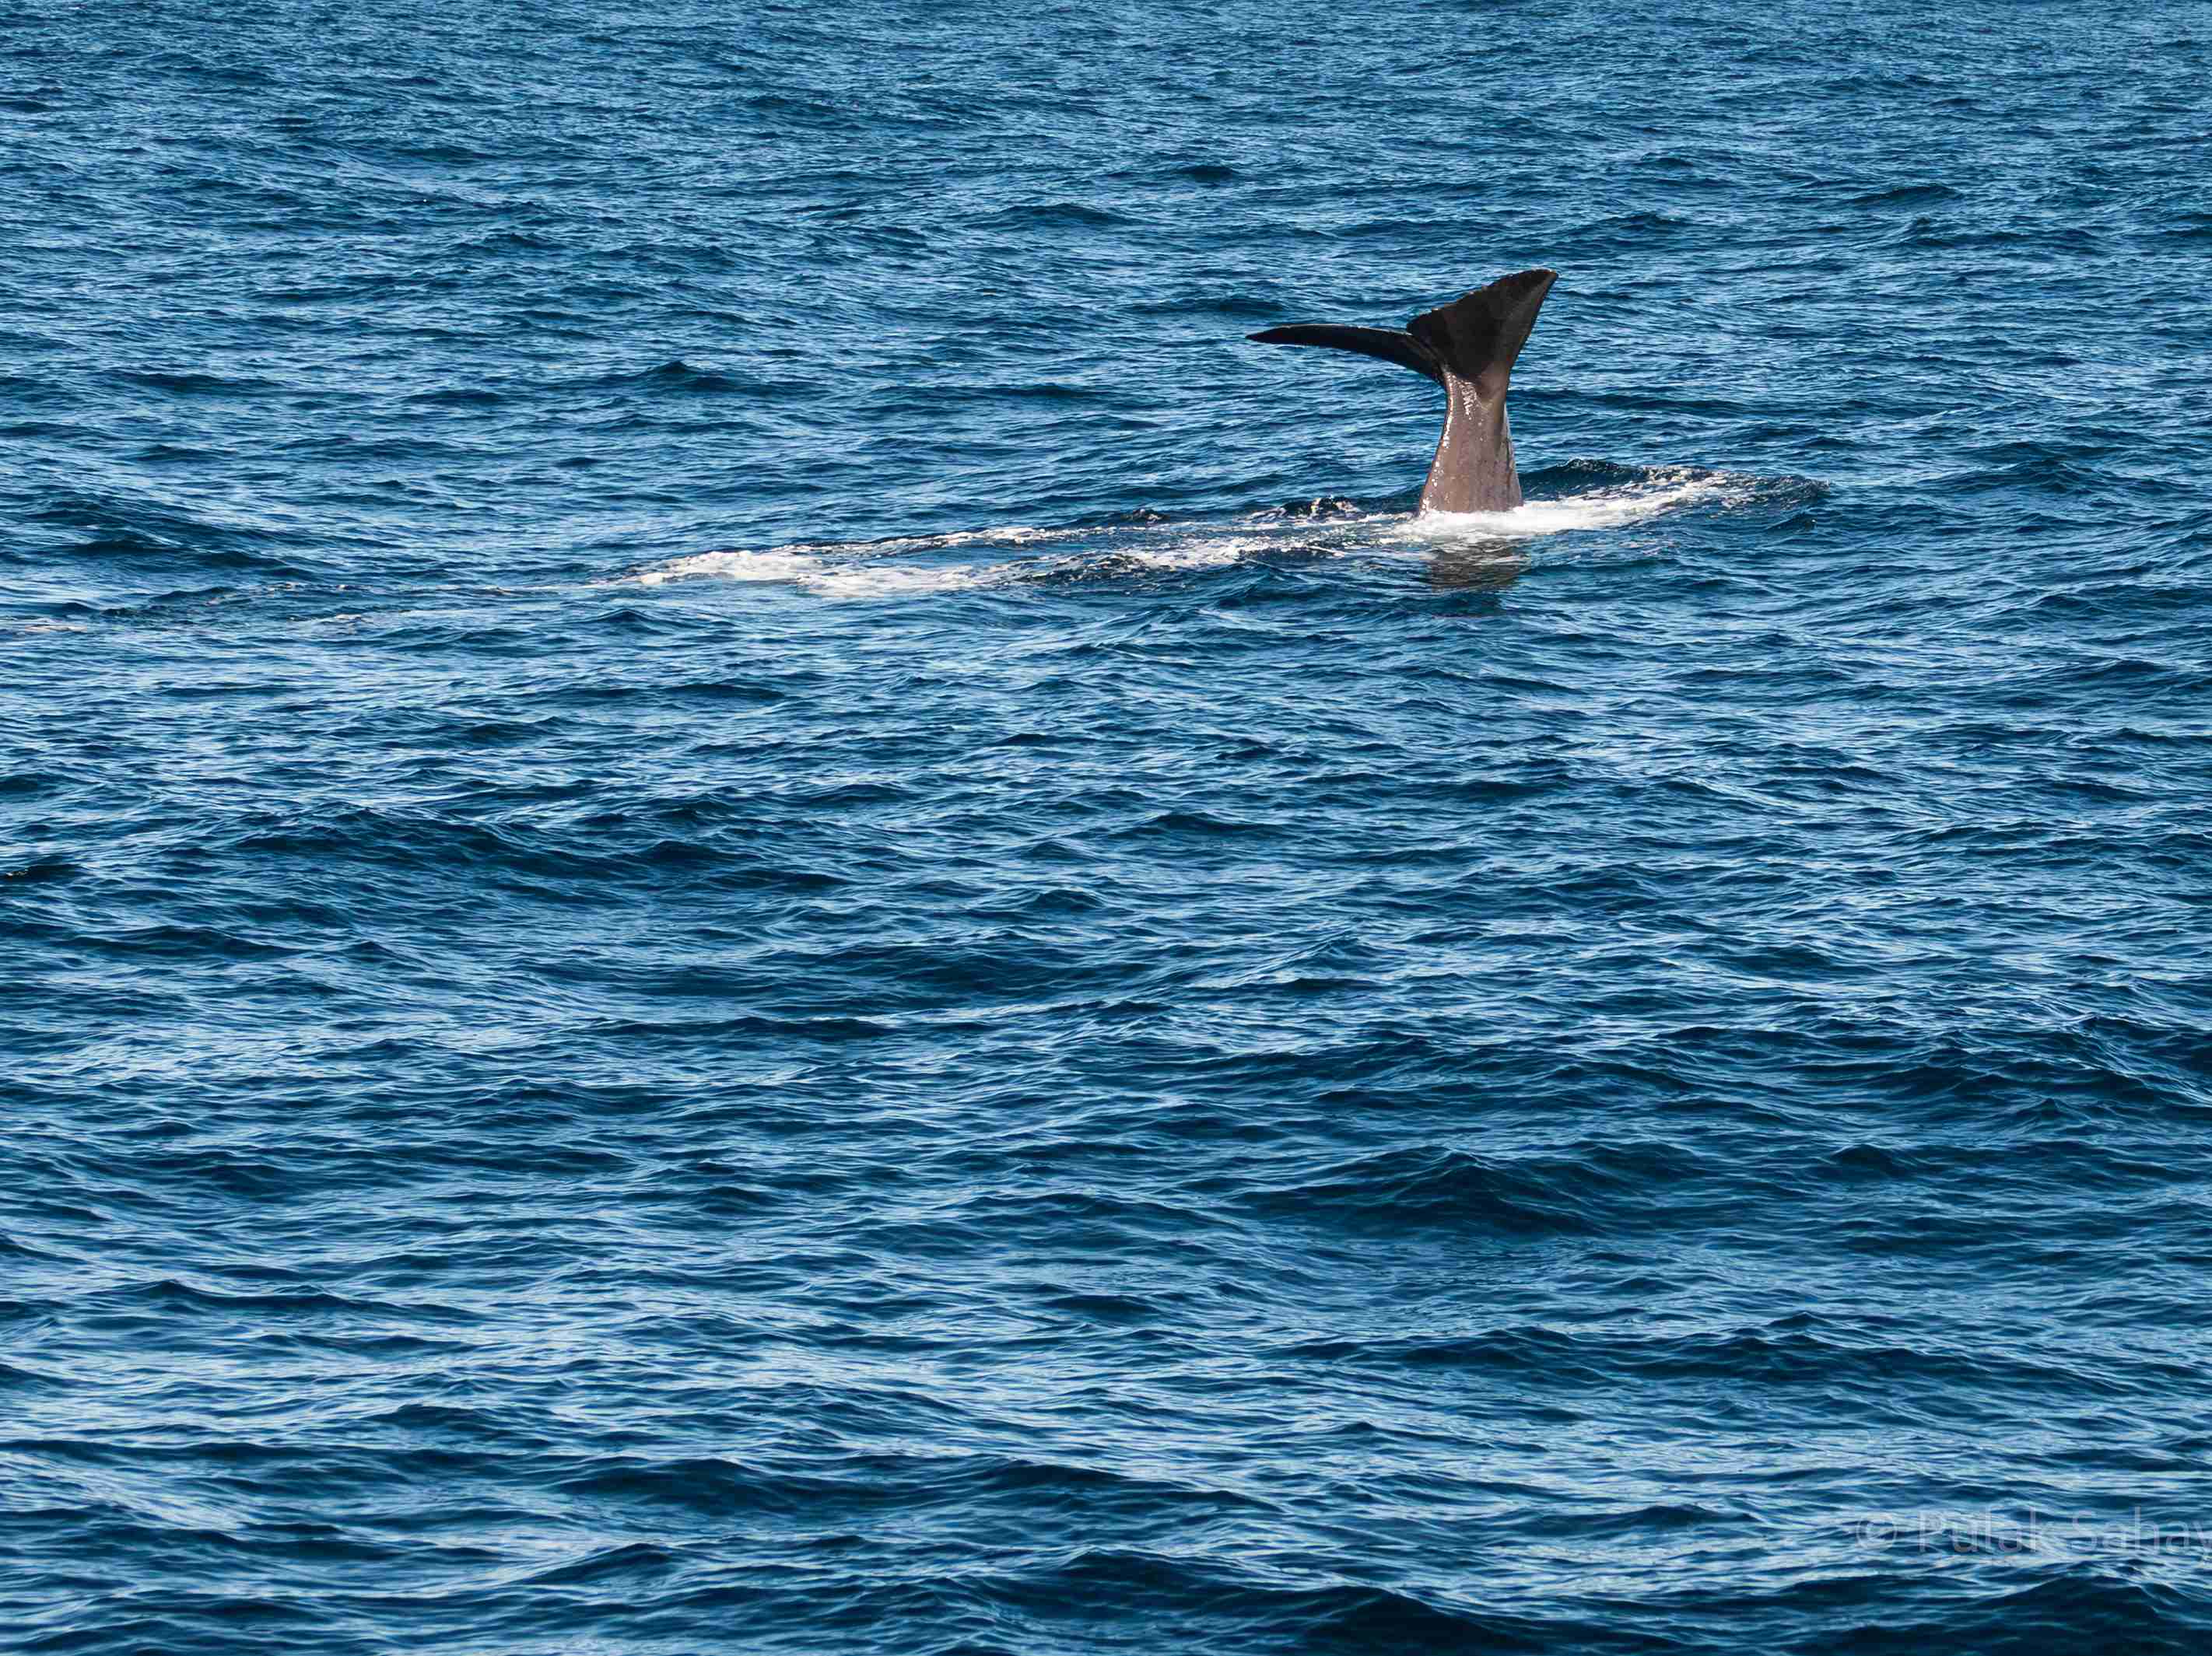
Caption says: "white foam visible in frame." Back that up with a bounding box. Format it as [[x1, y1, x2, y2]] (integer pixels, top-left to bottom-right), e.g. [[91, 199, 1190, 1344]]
[[1121, 534, 1277, 571], [636, 549, 826, 586], [1414, 468, 1738, 542], [632, 527, 1285, 598], [632, 523, 1098, 597], [805, 562, 987, 598], [773, 523, 1070, 559], [632, 468, 1750, 598], [633, 545, 996, 598]]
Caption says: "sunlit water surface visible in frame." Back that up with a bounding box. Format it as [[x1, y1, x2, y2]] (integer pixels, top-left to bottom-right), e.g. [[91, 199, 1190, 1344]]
[[5, 1, 2211, 1651]]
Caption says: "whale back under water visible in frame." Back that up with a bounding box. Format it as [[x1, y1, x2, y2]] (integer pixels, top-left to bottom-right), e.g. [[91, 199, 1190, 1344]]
[[1250, 268, 1558, 513]]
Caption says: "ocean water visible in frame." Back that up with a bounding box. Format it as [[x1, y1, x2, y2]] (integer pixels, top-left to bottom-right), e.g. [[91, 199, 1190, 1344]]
[[5, 0, 2211, 1649]]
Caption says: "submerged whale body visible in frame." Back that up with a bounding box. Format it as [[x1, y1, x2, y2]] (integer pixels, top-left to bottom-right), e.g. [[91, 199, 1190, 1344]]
[[1250, 269, 1558, 514]]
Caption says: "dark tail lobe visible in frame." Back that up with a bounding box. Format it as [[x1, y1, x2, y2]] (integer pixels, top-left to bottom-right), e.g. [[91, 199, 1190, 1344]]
[[1246, 269, 1558, 399], [1243, 323, 1442, 384], [1406, 268, 1557, 400]]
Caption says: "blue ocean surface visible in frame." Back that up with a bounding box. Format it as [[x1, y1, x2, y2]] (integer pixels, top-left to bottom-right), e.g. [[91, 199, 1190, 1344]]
[[5, 0, 2211, 1649]]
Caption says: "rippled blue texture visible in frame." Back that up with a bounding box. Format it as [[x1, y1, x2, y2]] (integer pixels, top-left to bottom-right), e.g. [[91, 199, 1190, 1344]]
[[6, 0, 2212, 1650]]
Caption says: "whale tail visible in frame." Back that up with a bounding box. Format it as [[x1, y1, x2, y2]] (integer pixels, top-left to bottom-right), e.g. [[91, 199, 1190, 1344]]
[[1246, 268, 1559, 514], [1248, 269, 1555, 397], [1242, 321, 1445, 385], [1406, 268, 1556, 400]]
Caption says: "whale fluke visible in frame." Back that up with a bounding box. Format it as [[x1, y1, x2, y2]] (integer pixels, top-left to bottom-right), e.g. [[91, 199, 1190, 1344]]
[[1244, 324, 1443, 385], [1249, 268, 1558, 513]]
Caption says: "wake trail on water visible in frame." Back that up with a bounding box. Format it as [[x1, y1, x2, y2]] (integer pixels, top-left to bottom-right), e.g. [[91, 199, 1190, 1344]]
[[632, 465, 1800, 598], [1411, 465, 1758, 541]]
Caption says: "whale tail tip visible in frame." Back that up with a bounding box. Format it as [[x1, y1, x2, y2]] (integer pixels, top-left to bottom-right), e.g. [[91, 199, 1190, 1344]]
[[1246, 268, 1558, 398], [1407, 268, 1557, 398]]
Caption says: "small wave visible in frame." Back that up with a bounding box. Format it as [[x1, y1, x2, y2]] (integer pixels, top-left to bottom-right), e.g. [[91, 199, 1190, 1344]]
[[1849, 182, 1962, 207], [3, 855, 82, 884], [23, 488, 314, 576], [624, 359, 774, 397], [979, 201, 1132, 229], [405, 386, 504, 408], [1166, 161, 1239, 184], [116, 368, 265, 397]]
